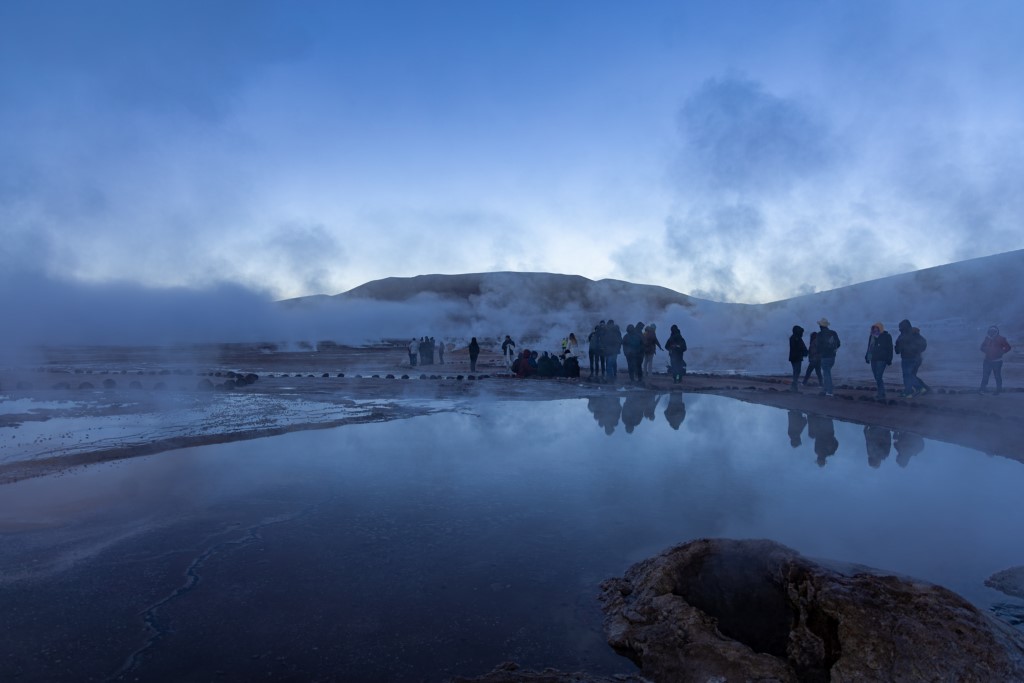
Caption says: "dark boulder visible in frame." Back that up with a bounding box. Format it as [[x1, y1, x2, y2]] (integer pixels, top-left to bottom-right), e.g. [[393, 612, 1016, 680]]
[[600, 539, 1024, 682]]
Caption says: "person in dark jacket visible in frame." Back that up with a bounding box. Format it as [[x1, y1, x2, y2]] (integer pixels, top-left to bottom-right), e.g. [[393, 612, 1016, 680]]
[[864, 322, 894, 399], [894, 319, 929, 397], [468, 337, 480, 372], [979, 325, 1012, 394], [602, 319, 623, 381], [803, 331, 822, 386], [587, 324, 603, 378], [815, 318, 841, 397], [622, 324, 645, 382], [665, 324, 687, 383], [788, 325, 808, 392]]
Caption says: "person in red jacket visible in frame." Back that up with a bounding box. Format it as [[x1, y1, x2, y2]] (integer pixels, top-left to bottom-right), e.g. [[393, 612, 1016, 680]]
[[979, 325, 1012, 395]]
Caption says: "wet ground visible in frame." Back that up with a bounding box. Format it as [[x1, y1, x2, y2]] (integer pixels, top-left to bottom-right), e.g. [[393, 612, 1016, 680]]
[[1, 344, 1023, 681]]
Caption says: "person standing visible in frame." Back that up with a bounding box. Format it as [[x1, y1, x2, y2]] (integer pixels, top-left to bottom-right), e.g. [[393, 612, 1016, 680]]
[[501, 335, 516, 369], [588, 323, 604, 378], [665, 324, 687, 384], [894, 319, 929, 397], [642, 324, 662, 376], [622, 324, 644, 382], [864, 322, 894, 400], [788, 325, 808, 392], [803, 331, 823, 386], [979, 325, 1012, 394], [468, 337, 481, 372], [408, 338, 420, 367], [815, 318, 840, 397], [437, 339, 445, 364], [603, 319, 622, 381]]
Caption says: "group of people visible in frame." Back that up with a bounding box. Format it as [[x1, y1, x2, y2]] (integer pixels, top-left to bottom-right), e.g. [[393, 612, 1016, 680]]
[[407, 337, 444, 366], [789, 318, 1012, 399], [584, 320, 688, 384]]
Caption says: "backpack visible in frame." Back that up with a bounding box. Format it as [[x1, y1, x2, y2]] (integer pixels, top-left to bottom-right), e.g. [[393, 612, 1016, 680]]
[[819, 330, 838, 354]]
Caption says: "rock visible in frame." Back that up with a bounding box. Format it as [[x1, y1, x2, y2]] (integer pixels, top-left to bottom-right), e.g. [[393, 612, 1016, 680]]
[[446, 661, 643, 683], [599, 538, 1024, 683], [102, 379, 116, 389], [987, 566, 1024, 600]]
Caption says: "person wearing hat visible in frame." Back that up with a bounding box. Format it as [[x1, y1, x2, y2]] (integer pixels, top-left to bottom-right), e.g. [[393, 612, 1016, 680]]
[[815, 318, 841, 397], [979, 325, 1012, 394]]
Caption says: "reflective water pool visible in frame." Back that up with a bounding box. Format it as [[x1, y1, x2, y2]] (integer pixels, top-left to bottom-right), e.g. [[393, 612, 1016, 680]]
[[2, 393, 1023, 681]]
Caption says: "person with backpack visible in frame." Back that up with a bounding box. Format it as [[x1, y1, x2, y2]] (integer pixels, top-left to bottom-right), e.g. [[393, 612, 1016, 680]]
[[588, 322, 605, 379], [979, 325, 1012, 395], [788, 325, 808, 392], [642, 323, 663, 376], [864, 322, 894, 400], [602, 319, 623, 382], [802, 331, 823, 386], [894, 319, 930, 397], [815, 318, 841, 397]]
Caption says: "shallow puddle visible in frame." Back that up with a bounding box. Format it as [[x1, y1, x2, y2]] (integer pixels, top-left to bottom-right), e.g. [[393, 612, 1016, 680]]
[[2, 393, 1023, 681]]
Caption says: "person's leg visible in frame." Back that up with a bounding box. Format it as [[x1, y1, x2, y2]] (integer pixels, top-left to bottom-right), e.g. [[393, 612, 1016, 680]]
[[803, 363, 812, 384], [980, 360, 992, 391], [820, 357, 834, 394], [790, 361, 801, 390], [993, 360, 1003, 393], [911, 358, 927, 393], [635, 354, 643, 382], [901, 360, 914, 395], [872, 361, 886, 397]]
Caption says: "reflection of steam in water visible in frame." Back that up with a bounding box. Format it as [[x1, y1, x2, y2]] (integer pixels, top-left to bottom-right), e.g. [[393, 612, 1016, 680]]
[[787, 410, 807, 447], [664, 392, 686, 430], [864, 426, 892, 468], [895, 431, 925, 467], [807, 414, 838, 467]]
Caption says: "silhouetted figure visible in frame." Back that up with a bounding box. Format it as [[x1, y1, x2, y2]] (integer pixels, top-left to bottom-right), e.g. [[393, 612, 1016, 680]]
[[437, 340, 445, 364], [664, 391, 687, 430], [803, 332, 823, 386], [603, 319, 623, 381], [512, 349, 535, 378], [789, 325, 808, 392], [807, 413, 838, 466], [979, 325, 1012, 394], [642, 323, 663, 376], [787, 410, 807, 447], [468, 337, 480, 372], [621, 394, 645, 433], [665, 324, 687, 383], [501, 335, 516, 369], [865, 322, 894, 399], [894, 319, 930, 397], [894, 431, 925, 467], [589, 322, 606, 378], [863, 425, 892, 468], [623, 324, 645, 382], [815, 318, 841, 397], [588, 395, 622, 435], [408, 338, 419, 366]]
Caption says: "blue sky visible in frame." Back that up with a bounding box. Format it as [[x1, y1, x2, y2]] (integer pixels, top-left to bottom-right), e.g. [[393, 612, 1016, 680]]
[[3, 0, 1023, 304]]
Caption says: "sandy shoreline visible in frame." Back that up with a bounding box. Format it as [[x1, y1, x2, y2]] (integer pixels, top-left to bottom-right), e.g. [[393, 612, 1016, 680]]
[[1, 344, 1021, 483]]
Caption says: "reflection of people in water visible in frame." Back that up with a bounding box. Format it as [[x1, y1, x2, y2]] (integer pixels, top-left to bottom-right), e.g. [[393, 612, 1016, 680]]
[[621, 394, 645, 434], [863, 425, 892, 468], [807, 413, 838, 466], [664, 391, 686, 430], [787, 410, 807, 447], [894, 431, 925, 468], [587, 395, 622, 435]]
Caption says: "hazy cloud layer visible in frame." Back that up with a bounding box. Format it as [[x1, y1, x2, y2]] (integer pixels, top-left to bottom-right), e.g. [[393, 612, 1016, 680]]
[[2, 1, 1023, 312]]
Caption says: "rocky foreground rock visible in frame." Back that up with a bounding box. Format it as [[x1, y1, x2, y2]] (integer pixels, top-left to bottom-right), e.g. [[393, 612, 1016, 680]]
[[454, 539, 1024, 682]]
